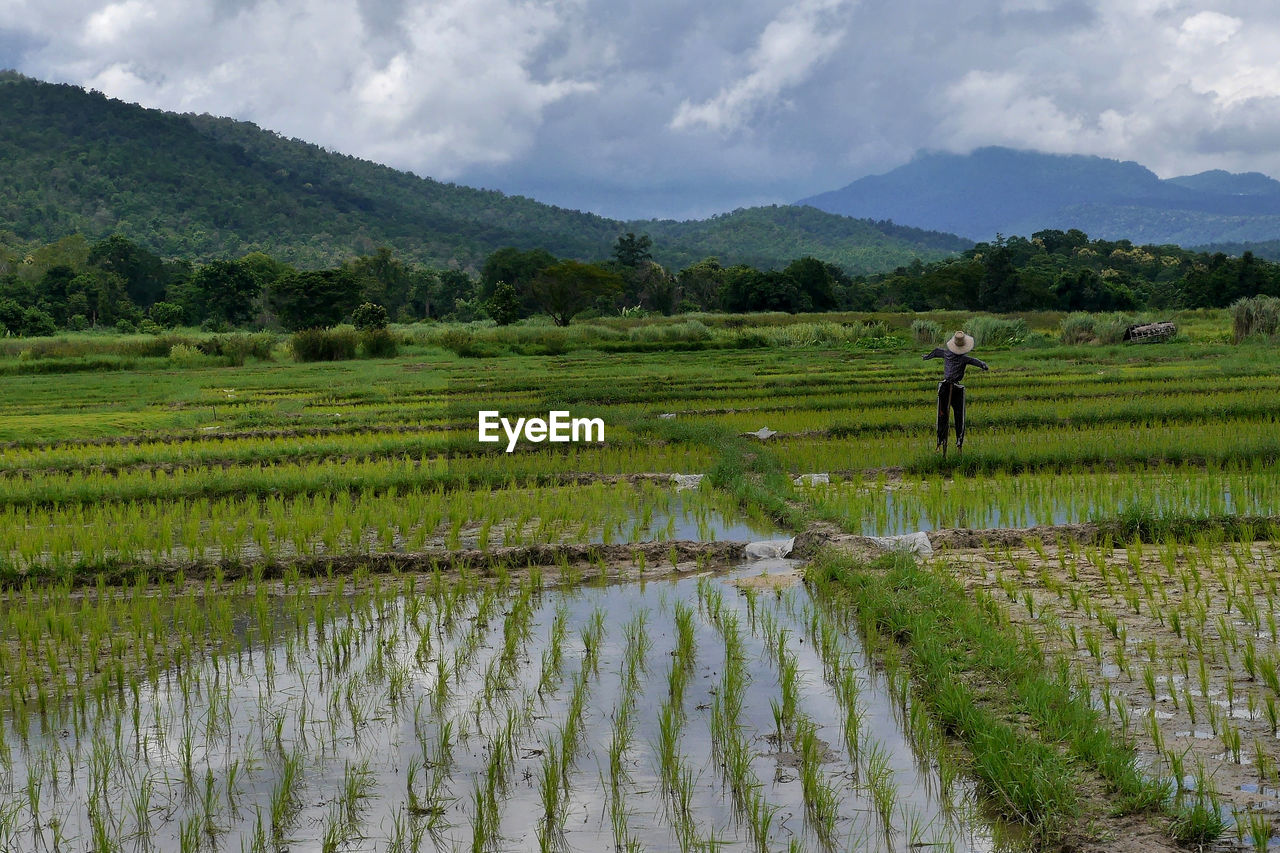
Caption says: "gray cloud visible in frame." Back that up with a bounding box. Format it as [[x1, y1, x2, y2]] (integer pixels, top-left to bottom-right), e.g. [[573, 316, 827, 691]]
[[5, 0, 1280, 220]]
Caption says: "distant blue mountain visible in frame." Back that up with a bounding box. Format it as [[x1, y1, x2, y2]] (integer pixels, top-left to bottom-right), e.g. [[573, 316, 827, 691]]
[[798, 147, 1280, 246]]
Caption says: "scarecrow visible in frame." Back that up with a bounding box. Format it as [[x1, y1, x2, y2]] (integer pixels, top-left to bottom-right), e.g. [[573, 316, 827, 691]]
[[923, 331, 989, 454]]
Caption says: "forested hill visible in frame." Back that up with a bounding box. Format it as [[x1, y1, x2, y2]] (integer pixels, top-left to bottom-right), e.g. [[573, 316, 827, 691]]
[[800, 147, 1280, 246], [0, 72, 966, 273]]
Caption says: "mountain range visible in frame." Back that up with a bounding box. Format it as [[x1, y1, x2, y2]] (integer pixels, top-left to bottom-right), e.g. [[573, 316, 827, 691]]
[[0, 72, 966, 274], [9, 69, 1280, 273], [799, 147, 1280, 248]]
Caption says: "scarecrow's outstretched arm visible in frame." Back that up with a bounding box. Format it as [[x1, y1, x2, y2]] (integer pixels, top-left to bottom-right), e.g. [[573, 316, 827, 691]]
[[922, 348, 945, 360], [965, 355, 989, 370]]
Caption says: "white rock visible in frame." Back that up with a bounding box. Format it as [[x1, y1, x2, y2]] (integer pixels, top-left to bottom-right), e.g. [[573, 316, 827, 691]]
[[658, 413, 676, 419], [793, 473, 830, 486], [745, 538, 795, 559], [746, 427, 777, 440], [670, 473, 704, 491], [867, 531, 933, 558]]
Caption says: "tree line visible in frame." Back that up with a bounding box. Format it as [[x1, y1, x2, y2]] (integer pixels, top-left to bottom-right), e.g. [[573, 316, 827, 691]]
[[1, 228, 1277, 336]]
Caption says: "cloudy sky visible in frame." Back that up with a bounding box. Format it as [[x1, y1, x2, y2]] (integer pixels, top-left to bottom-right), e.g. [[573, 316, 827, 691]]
[[2, 0, 1277, 219]]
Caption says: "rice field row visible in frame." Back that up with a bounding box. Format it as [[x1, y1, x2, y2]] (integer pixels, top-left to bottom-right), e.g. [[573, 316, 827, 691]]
[[803, 463, 1280, 536], [0, 481, 775, 577]]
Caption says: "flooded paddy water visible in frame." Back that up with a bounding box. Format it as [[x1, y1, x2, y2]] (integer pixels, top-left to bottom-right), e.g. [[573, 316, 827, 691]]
[[0, 549, 1007, 852]]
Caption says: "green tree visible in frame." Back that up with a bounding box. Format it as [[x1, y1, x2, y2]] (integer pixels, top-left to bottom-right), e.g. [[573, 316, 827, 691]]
[[722, 267, 807, 313], [782, 256, 837, 310], [529, 261, 624, 326], [349, 247, 414, 313], [484, 282, 522, 326], [612, 232, 653, 267], [67, 269, 130, 326], [479, 247, 556, 301], [676, 258, 725, 310], [35, 265, 77, 324], [149, 301, 185, 328], [21, 306, 56, 336], [978, 239, 1021, 311], [270, 268, 362, 330], [191, 260, 260, 326], [239, 252, 291, 291], [351, 302, 389, 331], [433, 270, 475, 318], [88, 235, 167, 307], [631, 261, 678, 314], [0, 298, 22, 334]]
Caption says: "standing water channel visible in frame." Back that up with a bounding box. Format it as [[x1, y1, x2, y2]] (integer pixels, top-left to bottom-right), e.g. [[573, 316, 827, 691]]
[[0, 551, 1009, 852]]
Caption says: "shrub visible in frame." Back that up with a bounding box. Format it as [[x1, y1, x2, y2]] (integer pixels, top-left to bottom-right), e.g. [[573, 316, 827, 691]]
[[1094, 313, 1132, 345], [437, 328, 474, 355], [359, 328, 399, 358], [537, 329, 567, 355], [1231, 295, 1280, 343], [126, 335, 180, 357], [22, 308, 57, 337], [628, 320, 713, 343], [967, 316, 1027, 347], [219, 333, 276, 366], [0, 298, 22, 334], [911, 319, 943, 346], [351, 302, 389, 331], [168, 344, 204, 367], [484, 282, 523, 326], [290, 328, 358, 362], [138, 319, 163, 335], [114, 319, 137, 334], [1058, 312, 1096, 345], [67, 314, 89, 331], [149, 302, 185, 328]]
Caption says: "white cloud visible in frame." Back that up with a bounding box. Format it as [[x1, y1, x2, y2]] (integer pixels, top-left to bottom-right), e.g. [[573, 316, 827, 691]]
[[930, 2, 1280, 179], [1175, 10, 1240, 48], [6, 0, 1280, 218], [669, 0, 853, 133], [83, 0, 155, 44], [12, 0, 595, 178]]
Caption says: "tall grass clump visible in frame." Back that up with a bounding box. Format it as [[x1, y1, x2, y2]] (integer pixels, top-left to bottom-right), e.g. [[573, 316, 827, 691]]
[[1094, 313, 1133, 345], [1058, 312, 1096, 345], [359, 329, 399, 358], [290, 328, 359, 362], [911, 319, 942, 346], [168, 343, 205, 367], [627, 320, 713, 344], [1231, 295, 1280, 343], [967, 316, 1027, 347]]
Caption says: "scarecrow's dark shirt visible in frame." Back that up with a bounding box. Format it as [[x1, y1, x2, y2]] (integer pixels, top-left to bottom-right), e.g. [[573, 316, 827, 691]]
[[923, 348, 988, 383]]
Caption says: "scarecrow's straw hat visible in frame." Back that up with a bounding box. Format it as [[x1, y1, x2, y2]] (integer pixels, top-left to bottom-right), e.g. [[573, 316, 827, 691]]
[[946, 331, 974, 355]]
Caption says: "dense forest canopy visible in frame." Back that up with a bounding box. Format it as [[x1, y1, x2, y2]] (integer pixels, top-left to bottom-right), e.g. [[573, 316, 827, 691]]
[[0, 72, 962, 275], [1, 227, 1276, 336]]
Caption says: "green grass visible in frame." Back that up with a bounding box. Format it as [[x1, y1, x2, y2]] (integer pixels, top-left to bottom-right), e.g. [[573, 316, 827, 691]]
[[806, 548, 1169, 840]]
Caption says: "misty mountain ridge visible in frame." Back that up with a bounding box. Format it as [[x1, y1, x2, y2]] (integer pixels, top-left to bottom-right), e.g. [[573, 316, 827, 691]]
[[799, 147, 1280, 246], [0, 72, 966, 274]]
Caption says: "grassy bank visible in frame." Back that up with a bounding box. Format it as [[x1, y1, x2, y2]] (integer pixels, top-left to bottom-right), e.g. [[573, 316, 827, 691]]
[[804, 549, 1223, 845]]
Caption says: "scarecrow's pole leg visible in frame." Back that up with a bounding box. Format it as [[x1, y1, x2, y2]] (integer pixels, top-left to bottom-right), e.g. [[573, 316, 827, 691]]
[[944, 381, 955, 459], [936, 381, 949, 455]]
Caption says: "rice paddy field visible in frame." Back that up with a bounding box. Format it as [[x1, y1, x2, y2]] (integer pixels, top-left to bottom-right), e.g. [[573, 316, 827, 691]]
[[1, 313, 1278, 852]]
